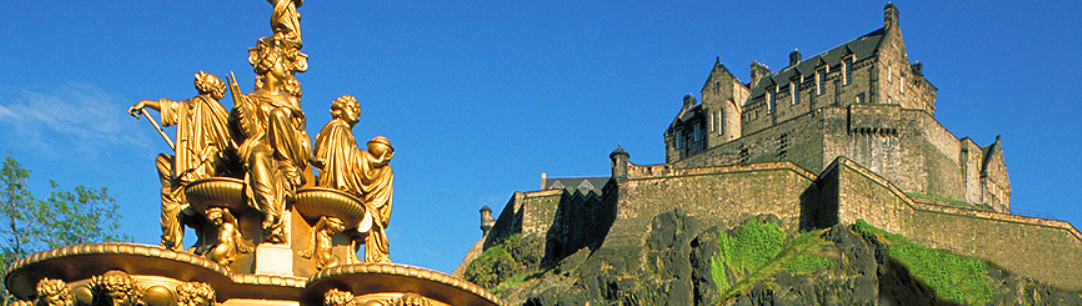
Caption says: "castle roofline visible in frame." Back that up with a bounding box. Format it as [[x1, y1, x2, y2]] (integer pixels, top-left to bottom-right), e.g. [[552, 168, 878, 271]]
[[747, 27, 886, 102]]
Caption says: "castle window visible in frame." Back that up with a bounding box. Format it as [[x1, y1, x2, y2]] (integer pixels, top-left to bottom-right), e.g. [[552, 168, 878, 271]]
[[676, 131, 684, 148], [816, 68, 826, 95], [714, 81, 720, 94], [887, 66, 892, 82], [843, 58, 853, 85], [718, 110, 725, 135], [900, 76, 905, 93], [708, 112, 714, 132], [768, 87, 777, 113], [792, 80, 800, 105], [693, 124, 701, 142], [855, 93, 864, 104]]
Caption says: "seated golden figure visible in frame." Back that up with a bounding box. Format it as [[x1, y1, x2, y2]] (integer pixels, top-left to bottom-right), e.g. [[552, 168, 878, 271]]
[[230, 34, 311, 244]]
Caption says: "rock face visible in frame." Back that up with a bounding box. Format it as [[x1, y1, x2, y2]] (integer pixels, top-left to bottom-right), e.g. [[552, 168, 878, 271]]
[[463, 209, 1082, 306]]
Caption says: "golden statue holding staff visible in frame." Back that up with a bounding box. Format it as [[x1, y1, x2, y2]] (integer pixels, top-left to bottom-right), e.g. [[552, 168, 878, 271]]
[[312, 95, 395, 263], [129, 71, 234, 251]]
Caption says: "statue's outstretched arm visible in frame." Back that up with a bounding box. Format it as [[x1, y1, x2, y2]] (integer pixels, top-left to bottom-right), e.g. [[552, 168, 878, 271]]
[[128, 99, 163, 118]]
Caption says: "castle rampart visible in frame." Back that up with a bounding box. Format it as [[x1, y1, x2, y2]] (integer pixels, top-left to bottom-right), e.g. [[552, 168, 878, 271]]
[[818, 157, 1082, 290]]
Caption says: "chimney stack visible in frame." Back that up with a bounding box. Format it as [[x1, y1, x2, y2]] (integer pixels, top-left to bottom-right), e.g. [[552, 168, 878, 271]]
[[750, 61, 771, 86], [789, 49, 802, 67], [884, 2, 899, 30]]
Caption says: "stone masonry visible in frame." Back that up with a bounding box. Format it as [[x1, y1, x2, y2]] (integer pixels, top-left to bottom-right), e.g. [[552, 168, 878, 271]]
[[663, 3, 1010, 212]]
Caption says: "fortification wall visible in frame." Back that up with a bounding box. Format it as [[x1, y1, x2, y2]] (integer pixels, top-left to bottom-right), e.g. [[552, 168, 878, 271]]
[[828, 157, 1082, 290], [674, 110, 826, 174], [615, 162, 818, 239], [683, 103, 971, 204], [484, 190, 562, 248]]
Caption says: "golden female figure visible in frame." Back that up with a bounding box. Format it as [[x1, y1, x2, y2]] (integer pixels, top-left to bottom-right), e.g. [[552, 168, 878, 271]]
[[231, 35, 311, 243]]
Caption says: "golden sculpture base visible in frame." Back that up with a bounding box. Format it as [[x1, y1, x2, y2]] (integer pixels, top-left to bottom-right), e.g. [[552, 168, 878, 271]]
[[3, 243, 503, 306]]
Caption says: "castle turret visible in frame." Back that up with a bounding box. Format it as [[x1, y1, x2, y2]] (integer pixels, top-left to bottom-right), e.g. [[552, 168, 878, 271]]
[[480, 205, 495, 236], [610, 145, 630, 180]]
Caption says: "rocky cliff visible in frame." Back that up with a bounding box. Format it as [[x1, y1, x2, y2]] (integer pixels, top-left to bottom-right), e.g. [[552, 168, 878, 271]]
[[460, 209, 1082, 305]]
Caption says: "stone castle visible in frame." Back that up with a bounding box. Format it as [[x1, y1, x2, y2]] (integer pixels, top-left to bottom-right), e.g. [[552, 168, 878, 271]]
[[664, 3, 1009, 213], [457, 3, 1082, 292]]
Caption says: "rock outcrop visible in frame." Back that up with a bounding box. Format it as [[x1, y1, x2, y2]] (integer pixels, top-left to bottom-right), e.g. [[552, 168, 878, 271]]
[[462, 209, 1082, 305]]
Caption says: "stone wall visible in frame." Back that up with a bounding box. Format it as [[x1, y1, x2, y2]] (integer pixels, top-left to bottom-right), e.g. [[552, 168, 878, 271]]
[[484, 190, 562, 249], [678, 103, 991, 209], [614, 161, 818, 240], [825, 157, 1082, 290]]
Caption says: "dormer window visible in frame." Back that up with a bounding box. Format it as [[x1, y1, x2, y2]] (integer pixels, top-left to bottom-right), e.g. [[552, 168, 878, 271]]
[[792, 79, 801, 105], [843, 58, 853, 85], [693, 124, 701, 142], [675, 131, 684, 148], [816, 68, 826, 95], [768, 87, 777, 113]]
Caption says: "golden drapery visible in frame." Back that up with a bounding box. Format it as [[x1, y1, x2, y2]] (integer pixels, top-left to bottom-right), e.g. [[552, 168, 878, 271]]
[[313, 118, 393, 263], [156, 95, 232, 250], [235, 91, 311, 242]]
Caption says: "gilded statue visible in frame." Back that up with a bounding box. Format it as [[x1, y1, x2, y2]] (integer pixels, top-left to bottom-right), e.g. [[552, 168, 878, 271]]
[[299, 216, 346, 270], [36, 278, 74, 306], [129, 71, 233, 251], [89, 271, 143, 306], [203, 207, 253, 268], [229, 33, 311, 243], [176, 282, 217, 306], [312, 95, 395, 263], [268, 0, 304, 48]]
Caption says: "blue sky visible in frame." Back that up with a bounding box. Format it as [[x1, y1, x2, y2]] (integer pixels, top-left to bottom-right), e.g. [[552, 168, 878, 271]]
[[2, 1, 1081, 273]]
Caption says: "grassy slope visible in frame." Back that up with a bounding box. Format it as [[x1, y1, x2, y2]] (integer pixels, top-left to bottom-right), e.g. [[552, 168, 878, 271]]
[[710, 220, 832, 301], [853, 219, 995, 305]]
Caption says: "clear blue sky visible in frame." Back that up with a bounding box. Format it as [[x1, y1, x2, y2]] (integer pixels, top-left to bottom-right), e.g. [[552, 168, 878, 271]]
[[2, 1, 1081, 273]]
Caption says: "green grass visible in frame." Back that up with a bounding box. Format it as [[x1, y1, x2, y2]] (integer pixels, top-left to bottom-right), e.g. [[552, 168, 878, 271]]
[[710, 220, 832, 302], [905, 192, 988, 210], [854, 220, 995, 305], [463, 234, 521, 290]]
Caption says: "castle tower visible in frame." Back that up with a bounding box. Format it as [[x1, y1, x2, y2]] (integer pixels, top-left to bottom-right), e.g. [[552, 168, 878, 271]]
[[610, 145, 630, 180], [480, 205, 495, 236]]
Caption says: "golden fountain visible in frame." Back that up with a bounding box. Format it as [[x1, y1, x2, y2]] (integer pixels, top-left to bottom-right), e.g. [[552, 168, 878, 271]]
[[3, 2, 502, 306]]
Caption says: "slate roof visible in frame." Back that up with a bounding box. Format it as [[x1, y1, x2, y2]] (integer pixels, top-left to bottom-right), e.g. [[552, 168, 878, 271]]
[[748, 28, 886, 101], [544, 176, 610, 196]]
